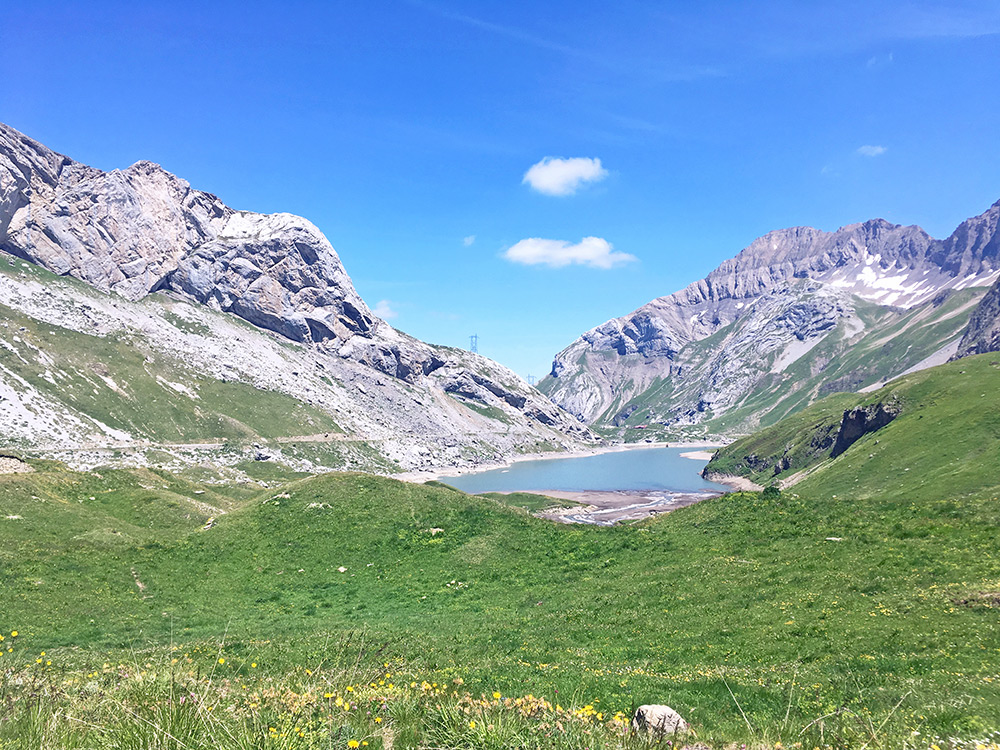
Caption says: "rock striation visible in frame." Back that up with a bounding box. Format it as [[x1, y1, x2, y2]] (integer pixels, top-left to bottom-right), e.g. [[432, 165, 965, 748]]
[[542, 201, 1000, 435], [0, 122, 592, 469], [0, 123, 373, 349], [953, 276, 1000, 359]]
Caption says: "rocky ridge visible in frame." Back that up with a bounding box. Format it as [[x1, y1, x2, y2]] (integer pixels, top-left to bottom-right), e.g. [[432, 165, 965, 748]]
[[0, 122, 592, 472], [542, 202, 1000, 436], [953, 276, 1000, 359]]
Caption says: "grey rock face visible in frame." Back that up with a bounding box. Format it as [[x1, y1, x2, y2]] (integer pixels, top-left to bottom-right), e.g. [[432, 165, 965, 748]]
[[953, 276, 1000, 359], [543, 201, 1000, 431], [0, 123, 373, 349], [831, 399, 900, 458], [0, 122, 590, 450], [631, 705, 689, 735], [169, 212, 376, 345]]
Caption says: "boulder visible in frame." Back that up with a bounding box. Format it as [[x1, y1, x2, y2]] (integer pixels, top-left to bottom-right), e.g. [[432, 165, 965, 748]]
[[631, 704, 689, 735]]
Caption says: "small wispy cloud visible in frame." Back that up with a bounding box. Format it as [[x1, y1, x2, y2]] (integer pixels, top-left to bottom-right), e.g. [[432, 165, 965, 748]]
[[523, 157, 608, 196], [857, 144, 887, 157], [503, 237, 636, 269], [373, 300, 398, 320], [463, 235, 476, 247], [866, 51, 894, 68]]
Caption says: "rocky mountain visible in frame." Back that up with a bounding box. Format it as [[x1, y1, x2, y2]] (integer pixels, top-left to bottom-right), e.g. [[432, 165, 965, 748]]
[[0, 122, 592, 474], [541, 202, 1000, 438], [953, 276, 1000, 359]]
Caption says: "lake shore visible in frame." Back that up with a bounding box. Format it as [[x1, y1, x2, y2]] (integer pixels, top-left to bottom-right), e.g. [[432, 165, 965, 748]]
[[702, 471, 763, 491], [392, 439, 724, 485], [528, 488, 722, 526]]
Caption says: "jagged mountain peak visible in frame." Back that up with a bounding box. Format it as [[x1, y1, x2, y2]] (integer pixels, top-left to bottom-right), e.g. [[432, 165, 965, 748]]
[[0, 122, 593, 470], [542, 199, 1000, 431], [0, 121, 375, 345]]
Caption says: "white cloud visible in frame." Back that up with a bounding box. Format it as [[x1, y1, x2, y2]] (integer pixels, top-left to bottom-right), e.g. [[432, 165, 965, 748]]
[[373, 300, 398, 319], [866, 52, 894, 67], [503, 237, 636, 270], [857, 144, 887, 157], [463, 235, 476, 247], [522, 156, 608, 196]]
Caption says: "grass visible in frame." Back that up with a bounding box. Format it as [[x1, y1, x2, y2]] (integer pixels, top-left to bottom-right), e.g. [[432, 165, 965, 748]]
[[0, 635, 665, 750], [706, 352, 1000, 491], [3, 357, 1000, 746], [480, 490, 580, 513], [0, 300, 342, 444]]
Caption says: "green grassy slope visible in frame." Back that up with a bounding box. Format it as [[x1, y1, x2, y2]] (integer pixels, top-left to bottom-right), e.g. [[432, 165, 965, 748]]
[[0, 299, 341, 445], [709, 289, 985, 434], [4, 403, 1000, 748], [707, 352, 1000, 493]]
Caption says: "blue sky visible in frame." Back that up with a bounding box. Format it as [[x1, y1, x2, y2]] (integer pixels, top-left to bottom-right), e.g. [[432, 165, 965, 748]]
[[3, 1, 999, 378]]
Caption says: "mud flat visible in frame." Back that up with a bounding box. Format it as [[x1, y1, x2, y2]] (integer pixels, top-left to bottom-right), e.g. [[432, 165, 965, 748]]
[[525, 488, 721, 526]]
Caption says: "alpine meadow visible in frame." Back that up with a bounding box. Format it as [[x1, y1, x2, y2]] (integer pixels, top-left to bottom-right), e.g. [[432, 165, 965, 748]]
[[3, 3, 1000, 749]]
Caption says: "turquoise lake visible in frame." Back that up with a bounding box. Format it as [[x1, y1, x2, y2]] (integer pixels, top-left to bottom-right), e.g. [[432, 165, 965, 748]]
[[444, 446, 727, 494]]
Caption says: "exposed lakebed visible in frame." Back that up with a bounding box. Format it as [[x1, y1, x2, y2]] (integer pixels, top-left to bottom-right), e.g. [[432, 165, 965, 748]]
[[443, 445, 727, 526]]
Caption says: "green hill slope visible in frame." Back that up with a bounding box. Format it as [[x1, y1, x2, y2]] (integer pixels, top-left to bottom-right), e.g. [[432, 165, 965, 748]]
[[4, 366, 1000, 747], [705, 352, 1000, 499], [3, 470, 999, 744]]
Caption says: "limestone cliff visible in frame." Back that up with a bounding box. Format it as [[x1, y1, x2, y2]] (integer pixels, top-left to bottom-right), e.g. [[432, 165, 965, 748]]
[[0, 122, 592, 470], [542, 202, 1000, 436], [954, 276, 1000, 359]]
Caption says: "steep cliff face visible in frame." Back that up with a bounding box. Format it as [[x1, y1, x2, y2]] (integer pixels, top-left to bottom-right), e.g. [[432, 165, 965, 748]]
[[0, 124, 375, 348], [954, 276, 1000, 359], [542, 202, 1000, 436], [0, 122, 592, 469]]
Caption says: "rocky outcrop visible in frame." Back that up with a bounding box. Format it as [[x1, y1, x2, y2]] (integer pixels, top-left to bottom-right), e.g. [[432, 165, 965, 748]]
[[953, 276, 1000, 359], [831, 399, 900, 458], [0, 122, 593, 459], [542, 200, 1000, 434], [0, 123, 374, 350], [703, 395, 900, 483], [168, 212, 377, 345]]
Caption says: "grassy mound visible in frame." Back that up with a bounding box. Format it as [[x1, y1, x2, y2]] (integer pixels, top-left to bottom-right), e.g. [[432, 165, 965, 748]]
[[4, 366, 1000, 749]]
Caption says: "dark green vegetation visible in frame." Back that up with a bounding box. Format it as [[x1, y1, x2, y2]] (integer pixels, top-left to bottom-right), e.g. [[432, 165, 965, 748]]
[[481, 489, 579, 513], [3, 356, 1000, 747], [707, 352, 1000, 491]]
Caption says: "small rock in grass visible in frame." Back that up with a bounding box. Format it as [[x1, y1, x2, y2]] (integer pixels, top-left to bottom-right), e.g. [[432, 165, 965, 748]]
[[631, 704, 689, 735]]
